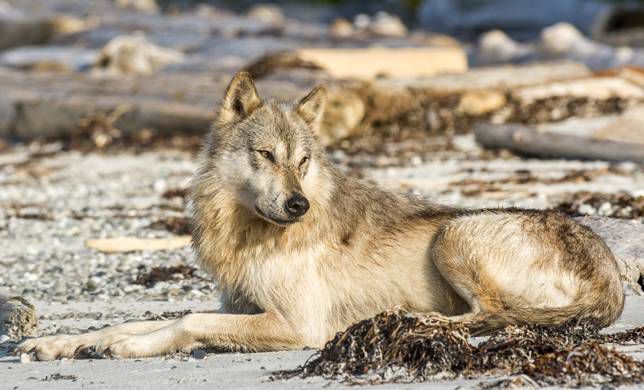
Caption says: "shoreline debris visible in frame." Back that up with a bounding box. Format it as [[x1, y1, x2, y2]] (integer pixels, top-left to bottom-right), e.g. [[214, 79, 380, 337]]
[[276, 309, 644, 386], [0, 295, 37, 341], [557, 192, 644, 219], [85, 236, 191, 253]]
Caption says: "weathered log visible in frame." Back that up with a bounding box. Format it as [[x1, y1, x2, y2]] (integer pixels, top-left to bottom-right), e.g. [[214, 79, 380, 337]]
[[381, 62, 591, 94], [0, 15, 53, 51], [246, 47, 468, 80], [9, 94, 214, 139], [0, 295, 37, 340], [475, 122, 644, 163]]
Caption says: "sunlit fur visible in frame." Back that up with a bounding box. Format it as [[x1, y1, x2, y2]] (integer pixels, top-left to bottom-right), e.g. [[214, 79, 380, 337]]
[[17, 73, 624, 360]]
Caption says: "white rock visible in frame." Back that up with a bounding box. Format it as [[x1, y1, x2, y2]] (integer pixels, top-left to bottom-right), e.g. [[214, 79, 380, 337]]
[[353, 14, 370, 30], [94, 34, 184, 75], [477, 29, 533, 64], [540, 22, 644, 69], [598, 201, 614, 216], [247, 4, 284, 25], [578, 204, 596, 216], [20, 352, 32, 363], [540, 22, 587, 55], [368, 12, 408, 38]]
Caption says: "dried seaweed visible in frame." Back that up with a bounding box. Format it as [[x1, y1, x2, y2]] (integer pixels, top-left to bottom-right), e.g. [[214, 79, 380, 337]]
[[556, 191, 644, 219], [449, 167, 625, 198], [473, 322, 602, 374], [161, 187, 189, 200], [278, 310, 473, 384], [41, 373, 78, 382], [144, 309, 193, 321], [5, 203, 53, 221], [147, 216, 192, 235], [337, 84, 639, 155], [603, 326, 644, 345], [277, 309, 644, 387], [524, 342, 644, 387], [133, 265, 197, 288]]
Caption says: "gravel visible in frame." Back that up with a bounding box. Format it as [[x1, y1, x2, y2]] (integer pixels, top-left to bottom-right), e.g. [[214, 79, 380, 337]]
[[0, 148, 214, 304]]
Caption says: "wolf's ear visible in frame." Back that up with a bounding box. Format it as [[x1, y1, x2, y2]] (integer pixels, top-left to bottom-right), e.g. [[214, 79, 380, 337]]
[[218, 71, 261, 124], [297, 85, 327, 128]]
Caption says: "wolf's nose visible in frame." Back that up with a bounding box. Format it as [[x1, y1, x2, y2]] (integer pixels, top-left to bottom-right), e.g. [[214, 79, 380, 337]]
[[285, 193, 309, 218]]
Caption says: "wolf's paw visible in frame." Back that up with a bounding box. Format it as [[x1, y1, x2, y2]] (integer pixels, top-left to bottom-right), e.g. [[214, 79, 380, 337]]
[[16, 335, 89, 361], [95, 334, 157, 359], [93, 334, 141, 359]]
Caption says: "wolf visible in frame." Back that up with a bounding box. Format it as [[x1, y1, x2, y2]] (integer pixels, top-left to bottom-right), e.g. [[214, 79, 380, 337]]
[[17, 72, 624, 360]]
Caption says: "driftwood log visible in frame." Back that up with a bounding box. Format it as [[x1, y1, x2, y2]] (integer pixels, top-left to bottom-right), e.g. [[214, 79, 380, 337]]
[[9, 94, 214, 139], [475, 123, 644, 163], [0, 295, 37, 340]]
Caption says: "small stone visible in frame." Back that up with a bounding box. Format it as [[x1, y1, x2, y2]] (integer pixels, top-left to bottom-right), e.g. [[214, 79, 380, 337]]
[[247, 4, 284, 26], [353, 14, 370, 30], [578, 204, 596, 216], [597, 202, 613, 217], [458, 90, 507, 116], [368, 12, 407, 38], [191, 349, 207, 359], [20, 352, 32, 363], [329, 18, 353, 38], [0, 295, 37, 340]]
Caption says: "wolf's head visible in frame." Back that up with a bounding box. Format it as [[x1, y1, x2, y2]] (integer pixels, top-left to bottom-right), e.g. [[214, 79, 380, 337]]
[[201, 71, 332, 227]]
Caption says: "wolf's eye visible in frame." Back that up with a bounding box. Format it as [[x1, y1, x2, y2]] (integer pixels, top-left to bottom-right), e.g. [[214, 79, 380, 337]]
[[257, 150, 275, 163], [299, 156, 310, 167]]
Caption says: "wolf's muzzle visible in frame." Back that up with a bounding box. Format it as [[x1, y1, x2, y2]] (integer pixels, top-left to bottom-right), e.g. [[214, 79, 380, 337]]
[[285, 193, 309, 218]]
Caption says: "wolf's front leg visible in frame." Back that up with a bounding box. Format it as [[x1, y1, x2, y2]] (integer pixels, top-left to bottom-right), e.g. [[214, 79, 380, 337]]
[[94, 311, 305, 359], [17, 320, 175, 361]]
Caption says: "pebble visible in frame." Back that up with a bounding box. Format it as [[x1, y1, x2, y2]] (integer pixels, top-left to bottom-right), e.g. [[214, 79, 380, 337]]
[[191, 349, 207, 359]]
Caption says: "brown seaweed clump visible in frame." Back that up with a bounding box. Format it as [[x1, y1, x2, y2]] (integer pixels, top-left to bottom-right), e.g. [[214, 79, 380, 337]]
[[280, 310, 474, 384], [133, 265, 197, 288], [603, 326, 644, 345], [556, 191, 644, 220], [524, 342, 644, 387], [276, 309, 644, 387], [473, 322, 602, 374]]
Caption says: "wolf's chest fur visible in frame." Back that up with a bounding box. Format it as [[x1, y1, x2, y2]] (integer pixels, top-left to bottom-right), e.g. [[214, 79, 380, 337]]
[[193, 194, 327, 306]]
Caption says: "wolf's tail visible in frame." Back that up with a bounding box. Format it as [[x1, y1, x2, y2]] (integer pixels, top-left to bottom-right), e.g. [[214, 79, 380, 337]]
[[468, 288, 625, 335]]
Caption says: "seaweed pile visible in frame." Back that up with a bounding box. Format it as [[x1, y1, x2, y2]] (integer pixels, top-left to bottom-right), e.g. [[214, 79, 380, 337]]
[[286, 310, 473, 384], [277, 309, 644, 387], [133, 265, 198, 288], [556, 191, 644, 219], [336, 83, 638, 156]]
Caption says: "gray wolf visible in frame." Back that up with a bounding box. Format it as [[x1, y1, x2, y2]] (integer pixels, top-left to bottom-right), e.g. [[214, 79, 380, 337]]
[[17, 72, 624, 360]]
